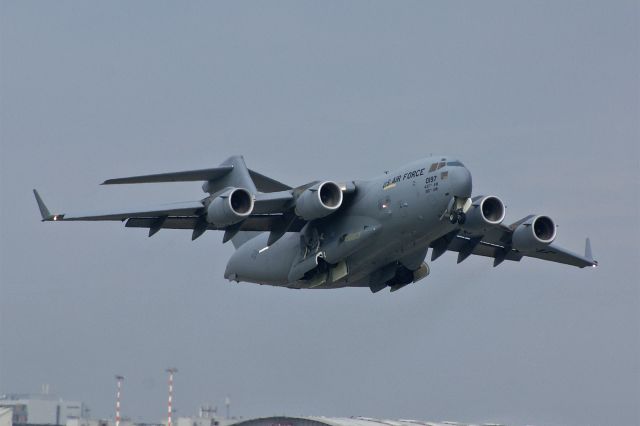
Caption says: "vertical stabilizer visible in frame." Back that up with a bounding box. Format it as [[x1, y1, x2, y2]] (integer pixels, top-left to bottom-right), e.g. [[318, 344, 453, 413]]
[[205, 156, 262, 248], [203, 155, 257, 194]]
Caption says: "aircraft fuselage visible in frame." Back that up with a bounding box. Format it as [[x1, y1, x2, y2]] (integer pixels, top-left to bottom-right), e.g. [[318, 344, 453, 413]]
[[224, 156, 472, 289]]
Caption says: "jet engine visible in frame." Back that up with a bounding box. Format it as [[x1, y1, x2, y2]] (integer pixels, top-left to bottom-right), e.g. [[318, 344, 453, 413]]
[[206, 188, 254, 226], [294, 181, 343, 221], [511, 215, 557, 251], [462, 195, 506, 231]]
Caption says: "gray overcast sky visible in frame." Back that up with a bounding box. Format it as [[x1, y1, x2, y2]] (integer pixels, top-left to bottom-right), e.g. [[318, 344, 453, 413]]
[[1, 2, 638, 425]]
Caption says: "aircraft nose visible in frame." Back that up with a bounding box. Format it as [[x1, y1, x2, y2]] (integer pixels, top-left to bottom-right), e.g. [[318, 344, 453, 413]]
[[450, 165, 472, 198]]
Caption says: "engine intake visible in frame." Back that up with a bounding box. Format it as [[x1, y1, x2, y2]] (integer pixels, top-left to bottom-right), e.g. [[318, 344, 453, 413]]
[[512, 215, 557, 251], [206, 188, 254, 226], [463, 195, 506, 231], [294, 181, 343, 221]]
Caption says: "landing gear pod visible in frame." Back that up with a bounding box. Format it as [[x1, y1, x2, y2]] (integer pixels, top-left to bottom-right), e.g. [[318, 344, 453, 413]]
[[512, 215, 557, 251], [206, 188, 254, 226], [294, 181, 343, 221]]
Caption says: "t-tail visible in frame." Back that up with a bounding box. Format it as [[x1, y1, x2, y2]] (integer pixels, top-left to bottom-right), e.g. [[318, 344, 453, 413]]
[[90, 155, 291, 247]]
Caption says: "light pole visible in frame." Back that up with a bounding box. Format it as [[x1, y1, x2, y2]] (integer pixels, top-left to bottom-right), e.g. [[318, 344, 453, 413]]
[[166, 368, 178, 426], [115, 375, 124, 426]]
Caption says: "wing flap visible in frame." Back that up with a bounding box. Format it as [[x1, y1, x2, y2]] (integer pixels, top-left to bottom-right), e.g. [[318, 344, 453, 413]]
[[458, 223, 513, 245], [439, 236, 523, 262]]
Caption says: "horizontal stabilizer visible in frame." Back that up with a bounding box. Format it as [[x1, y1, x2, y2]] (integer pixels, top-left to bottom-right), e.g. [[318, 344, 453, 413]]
[[102, 166, 233, 185], [248, 169, 292, 192]]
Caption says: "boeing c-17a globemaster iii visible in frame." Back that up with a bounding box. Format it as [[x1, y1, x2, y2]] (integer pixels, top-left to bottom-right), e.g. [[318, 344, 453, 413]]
[[33, 155, 597, 292]]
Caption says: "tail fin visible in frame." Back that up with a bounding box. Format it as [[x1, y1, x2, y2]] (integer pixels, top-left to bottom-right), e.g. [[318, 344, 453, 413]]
[[204, 156, 257, 194], [210, 157, 262, 249], [103, 155, 276, 248]]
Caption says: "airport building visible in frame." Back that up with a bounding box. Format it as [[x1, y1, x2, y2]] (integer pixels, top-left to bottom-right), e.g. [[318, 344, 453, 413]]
[[1, 408, 13, 426], [0, 394, 87, 425]]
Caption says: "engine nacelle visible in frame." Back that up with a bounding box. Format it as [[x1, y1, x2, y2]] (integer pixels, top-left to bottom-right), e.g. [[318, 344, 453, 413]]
[[512, 215, 557, 251], [206, 188, 254, 226], [463, 195, 506, 231], [294, 181, 343, 221]]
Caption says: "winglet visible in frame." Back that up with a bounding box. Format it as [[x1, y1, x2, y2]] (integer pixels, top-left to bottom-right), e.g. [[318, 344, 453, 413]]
[[585, 237, 598, 267], [33, 189, 54, 221]]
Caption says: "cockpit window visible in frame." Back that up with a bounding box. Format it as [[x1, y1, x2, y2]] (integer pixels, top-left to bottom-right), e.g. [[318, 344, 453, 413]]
[[447, 161, 465, 167]]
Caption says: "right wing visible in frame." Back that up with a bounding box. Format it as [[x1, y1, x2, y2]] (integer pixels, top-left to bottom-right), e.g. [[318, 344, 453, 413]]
[[34, 153, 356, 243], [33, 189, 305, 240]]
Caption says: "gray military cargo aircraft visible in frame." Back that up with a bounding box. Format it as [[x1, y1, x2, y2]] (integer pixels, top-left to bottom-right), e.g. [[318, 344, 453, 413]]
[[34, 155, 597, 292]]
